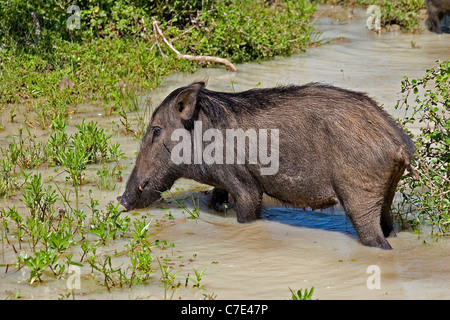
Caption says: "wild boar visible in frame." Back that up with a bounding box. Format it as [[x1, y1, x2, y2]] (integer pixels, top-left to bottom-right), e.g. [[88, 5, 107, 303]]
[[426, 0, 450, 33], [118, 82, 415, 250]]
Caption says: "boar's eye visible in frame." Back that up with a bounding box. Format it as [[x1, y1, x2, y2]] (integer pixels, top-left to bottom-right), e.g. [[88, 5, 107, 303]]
[[151, 126, 162, 142], [153, 126, 161, 136]]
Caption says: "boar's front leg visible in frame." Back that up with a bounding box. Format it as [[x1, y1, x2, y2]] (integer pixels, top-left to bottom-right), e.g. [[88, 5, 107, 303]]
[[226, 178, 263, 223], [233, 190, 263, 223], [209, 188, 230, 211]]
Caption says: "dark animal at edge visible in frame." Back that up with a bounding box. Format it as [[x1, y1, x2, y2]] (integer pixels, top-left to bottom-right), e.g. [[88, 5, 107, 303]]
[[426, 0, 450, 33], [117, 82, 416, 250]]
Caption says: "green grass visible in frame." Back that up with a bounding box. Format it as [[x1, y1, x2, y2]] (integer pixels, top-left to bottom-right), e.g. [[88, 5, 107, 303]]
[[0, 36, 190, 105], [0, 0, 317, 107], [289, 287, 315, 300]]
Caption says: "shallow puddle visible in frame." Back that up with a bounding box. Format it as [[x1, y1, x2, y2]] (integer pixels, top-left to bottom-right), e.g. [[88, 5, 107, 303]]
[[1, 8, 450, 300]]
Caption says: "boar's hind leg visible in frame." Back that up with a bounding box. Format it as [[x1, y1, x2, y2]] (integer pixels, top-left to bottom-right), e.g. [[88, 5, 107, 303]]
[[339, 191, 392, 250], [380, 167, 406, 238], [379, 188, 397, 239], [381, 146, 410, 238]]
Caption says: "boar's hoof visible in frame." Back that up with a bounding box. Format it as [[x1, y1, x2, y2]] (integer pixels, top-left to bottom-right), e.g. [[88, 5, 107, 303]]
[[361, 236, 393, 250]]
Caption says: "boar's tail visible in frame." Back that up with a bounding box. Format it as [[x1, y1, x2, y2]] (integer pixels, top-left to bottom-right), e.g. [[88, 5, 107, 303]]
[[394, 145, 419, 180]]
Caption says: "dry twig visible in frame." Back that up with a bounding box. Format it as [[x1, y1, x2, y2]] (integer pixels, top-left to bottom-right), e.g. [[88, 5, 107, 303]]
[[152, 18, 237, 72]]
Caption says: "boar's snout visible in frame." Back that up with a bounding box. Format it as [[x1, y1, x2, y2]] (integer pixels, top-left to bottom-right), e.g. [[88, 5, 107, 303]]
[[117, 194, 132, 211]]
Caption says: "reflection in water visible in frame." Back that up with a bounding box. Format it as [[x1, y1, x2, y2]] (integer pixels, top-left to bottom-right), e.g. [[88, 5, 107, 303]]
[[261, 207, 358, 238]]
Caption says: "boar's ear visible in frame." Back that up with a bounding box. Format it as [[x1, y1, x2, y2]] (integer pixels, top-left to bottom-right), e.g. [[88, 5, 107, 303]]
[[175, 82, 204, 121]]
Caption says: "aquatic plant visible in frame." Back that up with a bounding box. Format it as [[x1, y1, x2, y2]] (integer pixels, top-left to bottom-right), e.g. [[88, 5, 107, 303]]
[[158, 256, 181, 300], [289, 287, 315, 300], [186, 267, 207, 289], [88, 254, 126, 291], [2, 127, 47, 171], [57, 146, 88, 209], [21, 173, 58, 223], [19, 248, 59, 284], [72, 119, 111, 163], [0, 157, 17, 198], [164, 190, 201, 220], [125, 217, 156, 285], [46, 116, 69, 165], [89, 199, 130, 243], [94, 163, 123, 191]]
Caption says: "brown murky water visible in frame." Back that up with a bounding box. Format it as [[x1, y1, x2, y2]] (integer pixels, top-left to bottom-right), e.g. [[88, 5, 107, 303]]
[[1, 8, 450, 300]]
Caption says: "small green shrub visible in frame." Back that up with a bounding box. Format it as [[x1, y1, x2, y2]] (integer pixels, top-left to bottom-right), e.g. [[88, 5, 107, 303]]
[[395, 59, 450, 235], [57, 146, 89, 188], [183, 0, 316, 63], [72, 119, 110, 163], [289, 287, 315, 300], [0, 158, 17, 198], [46, 117, 69, 165], [18, 248, 59, 284], [89, 199, 129, 243], [2, 127, 47, 171], [21, 173, 58, 222]]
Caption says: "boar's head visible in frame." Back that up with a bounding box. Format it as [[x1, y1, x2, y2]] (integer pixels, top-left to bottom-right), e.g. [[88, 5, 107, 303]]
[[118, 82, 204, 211]]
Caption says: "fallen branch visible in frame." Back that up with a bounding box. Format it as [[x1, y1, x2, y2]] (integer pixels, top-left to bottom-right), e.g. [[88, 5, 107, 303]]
[[152, 18, 237, 72]]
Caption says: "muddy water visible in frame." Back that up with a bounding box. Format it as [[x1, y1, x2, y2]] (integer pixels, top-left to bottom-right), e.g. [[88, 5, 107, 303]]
[[1, 8, 450, 300]]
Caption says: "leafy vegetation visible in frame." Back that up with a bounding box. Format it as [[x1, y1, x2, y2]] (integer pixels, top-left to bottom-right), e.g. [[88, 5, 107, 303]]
[[0, 165, 212, 299], [0, 121, 210, 298], [0, 0, 317, 105], [0, 0, 208, 45], [394, 59, 450, 235], [179, 0, 316, 63]]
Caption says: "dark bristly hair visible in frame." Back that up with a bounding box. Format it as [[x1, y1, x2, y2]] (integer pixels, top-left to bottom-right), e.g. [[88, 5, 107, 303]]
[[194, 81, 414, 158], [151, 81, 414, 159]]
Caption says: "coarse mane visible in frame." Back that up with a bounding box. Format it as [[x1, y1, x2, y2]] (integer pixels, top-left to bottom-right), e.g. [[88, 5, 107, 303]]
[[152, 81, 380, 127], [195, 81, 373, 124], [198, 82, 299, 114]]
